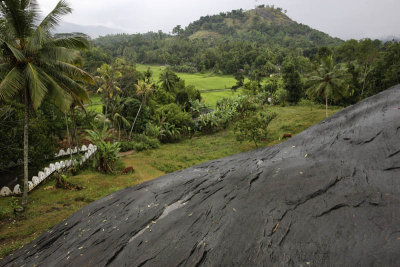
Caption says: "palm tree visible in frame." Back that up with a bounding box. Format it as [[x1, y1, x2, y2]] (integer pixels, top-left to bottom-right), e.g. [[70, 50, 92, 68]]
[[0, 0, 94, 207], [128, 80, 153, 140], [158, 69, 179, 93], [307, 56, 350, 118], [109, 95, 130, 141], [96, 63, 122, 127]]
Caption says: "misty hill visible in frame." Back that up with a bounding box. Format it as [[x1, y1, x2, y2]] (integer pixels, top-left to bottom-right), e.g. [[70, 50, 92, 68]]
[[183, 6, 341, 47], [92, 6, 342, 74], [56, 21, 124, 39]]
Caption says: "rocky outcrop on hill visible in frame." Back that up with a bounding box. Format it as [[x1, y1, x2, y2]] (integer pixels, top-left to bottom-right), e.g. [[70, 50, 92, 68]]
[[2, 86, 400, 266]]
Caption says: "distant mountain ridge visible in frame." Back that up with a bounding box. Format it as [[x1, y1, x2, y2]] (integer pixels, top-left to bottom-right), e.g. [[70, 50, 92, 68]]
[[55, 21, 125, 38]]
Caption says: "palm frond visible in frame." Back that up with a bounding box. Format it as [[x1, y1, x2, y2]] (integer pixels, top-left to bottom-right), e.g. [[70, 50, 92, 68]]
[[38, 46, 80, 64], [0, 67, 25, 99], [25, 63, 48, 109], [0, 38, 26, 61], [39, 0, 71, 32], [0, 0, 39, 38], [38, 69, 72, 112], [46, 36, 89, 50], [52, 61, 95, 85]]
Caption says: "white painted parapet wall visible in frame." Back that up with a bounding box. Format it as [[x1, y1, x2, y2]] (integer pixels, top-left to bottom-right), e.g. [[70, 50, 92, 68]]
[[0, 144, 97, 197], [54, 145, 91, 158]]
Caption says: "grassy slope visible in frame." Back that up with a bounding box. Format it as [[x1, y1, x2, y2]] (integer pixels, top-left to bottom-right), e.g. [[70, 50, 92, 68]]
[[136, 64, 239, 107], [0, 104, 341, 258], [88, 65, 242, 109]]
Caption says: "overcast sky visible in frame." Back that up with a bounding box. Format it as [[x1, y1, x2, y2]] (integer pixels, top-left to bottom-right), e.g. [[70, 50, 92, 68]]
[[37, 0, 400, 40]]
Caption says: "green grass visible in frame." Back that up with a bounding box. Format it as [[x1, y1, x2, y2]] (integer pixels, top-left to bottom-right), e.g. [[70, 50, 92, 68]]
[[91, 65, 240, 108], [136, 64, 237, 91], [136, 64, 240, 107], [0, 104, 342, 259], [201, 89, 243, 108]]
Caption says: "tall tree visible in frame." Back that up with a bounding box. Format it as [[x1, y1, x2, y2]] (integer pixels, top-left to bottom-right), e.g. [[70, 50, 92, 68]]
[[0, 0, 94, 207], [307, 56, 349, 118], [128, 80, 153, 140], [96, 63, 122, 127], [282, 61, 303, 104]]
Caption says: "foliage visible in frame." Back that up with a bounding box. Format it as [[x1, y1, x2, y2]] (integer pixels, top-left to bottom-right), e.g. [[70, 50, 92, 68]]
[[0, 0, 93, 207], [153, 103, 192, 130], [93, 141, 120, 173], [273, 88, 289, 106], [234, 110, 277, 147], [85, 126, 112, 144], [55, 173, 82, 190], [92, 6, 342, 75], [119, 135, 160, 152], [307, 56, 350, 117], [282, 60, 304, 104]]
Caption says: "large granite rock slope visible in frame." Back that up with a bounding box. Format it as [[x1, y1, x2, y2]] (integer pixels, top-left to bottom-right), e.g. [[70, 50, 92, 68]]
[[2, 86, 400, 266]]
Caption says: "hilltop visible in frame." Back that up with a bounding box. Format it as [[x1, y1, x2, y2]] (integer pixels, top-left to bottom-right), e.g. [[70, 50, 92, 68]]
[[92, 6, 343, 74], [183, 6, 341, 47]]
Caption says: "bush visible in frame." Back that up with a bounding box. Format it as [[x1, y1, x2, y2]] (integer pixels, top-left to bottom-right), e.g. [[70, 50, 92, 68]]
[[119, 134, 160, 152], [153, 103, 192, 129], [119, 141, 135, 152], [133, 134, 160, 150], [169, 64, 198, 73], [234, 110, 277, 147], [93, 141, 120, 173], [272, 88, 288, 106]]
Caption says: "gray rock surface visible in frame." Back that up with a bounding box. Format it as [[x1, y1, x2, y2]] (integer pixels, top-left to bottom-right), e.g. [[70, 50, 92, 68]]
[[2, 86, 400, 266]]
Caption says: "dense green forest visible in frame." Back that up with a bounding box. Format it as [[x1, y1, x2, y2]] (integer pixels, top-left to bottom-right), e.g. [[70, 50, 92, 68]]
[[91, 6, 342, 74]]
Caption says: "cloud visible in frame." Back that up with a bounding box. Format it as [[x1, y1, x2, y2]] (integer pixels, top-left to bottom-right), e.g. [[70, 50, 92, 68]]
[[37, 0, 400, 39]]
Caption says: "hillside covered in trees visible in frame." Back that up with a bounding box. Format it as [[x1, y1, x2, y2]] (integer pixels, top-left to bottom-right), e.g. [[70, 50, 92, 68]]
[[90, 5, 342, 74]]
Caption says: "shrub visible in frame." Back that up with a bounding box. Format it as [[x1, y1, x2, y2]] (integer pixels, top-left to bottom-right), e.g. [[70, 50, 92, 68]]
[[169, 64, 198, 73], [119, 141, 135, 152], [93, 141, 120, 173], [119, 134, 160, 152], [234, 110, 277, 147], [273, 88, 288, 106], [133, 134, 160, 149], [153, 103, 192, 129], [144, 123, 166, 139]]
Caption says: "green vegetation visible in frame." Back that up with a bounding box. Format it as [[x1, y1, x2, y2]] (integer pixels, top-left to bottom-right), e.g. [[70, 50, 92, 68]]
[[135, 64, 240, 107], [0, 0, 94, 207], [0, 103, 341, 259], [234, 110, 277, 147]]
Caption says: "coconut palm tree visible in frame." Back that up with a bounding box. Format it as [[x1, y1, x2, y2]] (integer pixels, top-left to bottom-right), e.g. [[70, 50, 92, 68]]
[[96, 63, 122, 127], [109, 95, 130, 141], [307, 56, 350, 118], [158, 68, 179, 93], [0, 0, 94, 207], [128, 80, 153, 140]]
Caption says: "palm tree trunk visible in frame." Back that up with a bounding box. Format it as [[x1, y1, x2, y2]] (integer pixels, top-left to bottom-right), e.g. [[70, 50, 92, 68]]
[[325, 95, 329, 118], [128, 103, 142, 140], [65, 114, 73, 161], [103, 99, 108, 129], [118, 122, 121, 141], [71, 108, 80, 154], [22, 90, 29, 208]]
